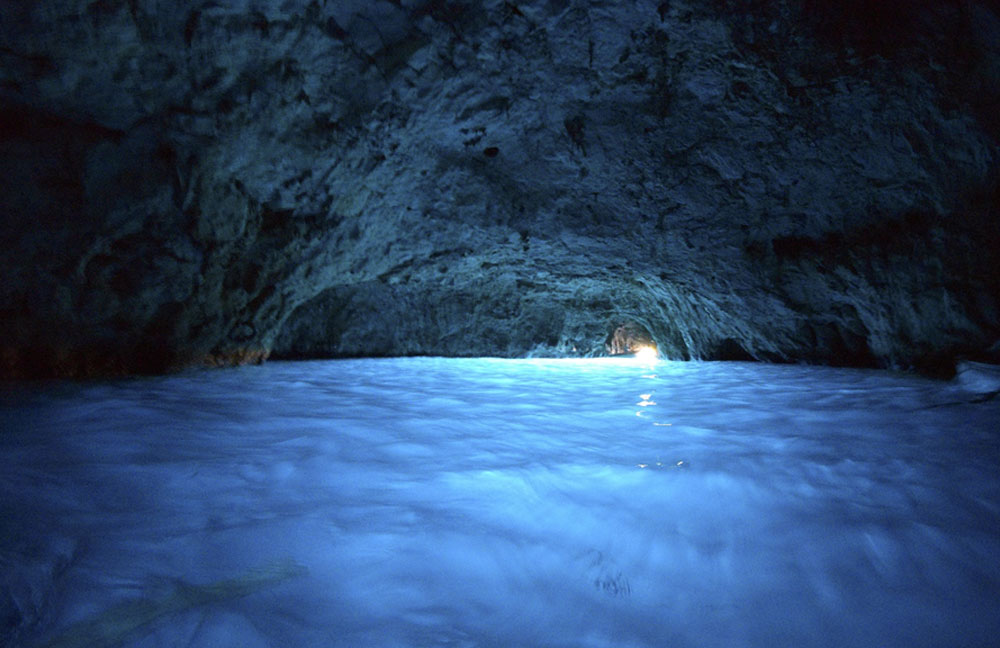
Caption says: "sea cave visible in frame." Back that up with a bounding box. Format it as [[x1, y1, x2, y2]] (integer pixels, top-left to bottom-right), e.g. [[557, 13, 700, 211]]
[[2, 1, 999, 646]]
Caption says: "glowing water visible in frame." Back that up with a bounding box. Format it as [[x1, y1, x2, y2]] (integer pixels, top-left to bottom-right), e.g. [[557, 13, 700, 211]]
[[2, 358, 998, 647]]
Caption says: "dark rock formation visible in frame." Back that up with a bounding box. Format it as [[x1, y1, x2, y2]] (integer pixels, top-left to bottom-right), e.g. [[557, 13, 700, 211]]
[[2, 0, 999, 378]]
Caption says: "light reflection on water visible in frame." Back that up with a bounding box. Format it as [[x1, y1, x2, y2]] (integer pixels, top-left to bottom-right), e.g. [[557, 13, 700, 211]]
[[2, 357, 999, 647]]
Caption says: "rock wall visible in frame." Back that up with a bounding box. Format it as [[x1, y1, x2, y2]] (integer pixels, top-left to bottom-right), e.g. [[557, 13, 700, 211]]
[[2, 0, 999, 377]]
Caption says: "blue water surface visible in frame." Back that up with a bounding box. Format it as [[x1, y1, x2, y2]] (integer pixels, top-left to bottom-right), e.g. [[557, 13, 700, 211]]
[[2, 357, 999, 647]]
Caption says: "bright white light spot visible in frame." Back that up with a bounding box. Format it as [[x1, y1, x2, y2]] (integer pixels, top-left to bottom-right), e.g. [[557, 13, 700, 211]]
[[634, 346, 658, 361]]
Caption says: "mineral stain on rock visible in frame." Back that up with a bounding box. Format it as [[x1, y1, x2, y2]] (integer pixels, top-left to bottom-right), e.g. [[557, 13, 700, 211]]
[[1, 0, 998, 377]]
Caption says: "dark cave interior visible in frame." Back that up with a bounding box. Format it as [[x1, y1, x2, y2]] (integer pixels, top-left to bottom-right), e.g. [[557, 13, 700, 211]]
[[3, 5, 1000, 647], [1, 0, 999, 378]]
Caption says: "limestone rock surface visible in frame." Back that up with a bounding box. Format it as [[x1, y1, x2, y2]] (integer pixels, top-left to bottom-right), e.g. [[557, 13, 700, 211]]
[[2, 0, 999, 377]]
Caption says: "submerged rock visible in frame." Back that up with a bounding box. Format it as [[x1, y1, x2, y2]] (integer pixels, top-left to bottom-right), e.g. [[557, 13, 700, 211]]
[[38, 560, 306, 648], [1, 0, 998, 376], [955, 361, 1000, 395]]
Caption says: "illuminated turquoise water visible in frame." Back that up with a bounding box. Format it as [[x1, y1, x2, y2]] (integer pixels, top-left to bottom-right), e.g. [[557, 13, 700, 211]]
[[2, 358, 999, 647]]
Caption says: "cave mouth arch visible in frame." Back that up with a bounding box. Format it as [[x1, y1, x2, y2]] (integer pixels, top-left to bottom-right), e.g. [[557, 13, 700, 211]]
[[604, 321, 657, 356]]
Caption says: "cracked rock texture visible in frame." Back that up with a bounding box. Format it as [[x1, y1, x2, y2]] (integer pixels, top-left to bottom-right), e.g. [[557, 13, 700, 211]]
[[1, 0, 999, 378]]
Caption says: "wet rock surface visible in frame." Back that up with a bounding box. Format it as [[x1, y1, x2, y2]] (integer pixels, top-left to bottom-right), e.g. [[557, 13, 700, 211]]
[[1, 0, 999, 377]]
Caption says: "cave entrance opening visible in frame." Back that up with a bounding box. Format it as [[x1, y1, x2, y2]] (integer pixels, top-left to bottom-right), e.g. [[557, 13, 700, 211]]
[[605, 321, 657, 358]]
